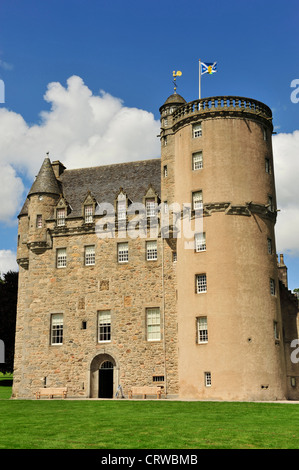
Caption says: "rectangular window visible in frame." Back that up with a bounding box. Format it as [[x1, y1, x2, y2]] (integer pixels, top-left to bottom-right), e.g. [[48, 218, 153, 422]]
[[84, 205, 93, 223], [118, 242, 128, 263], [146, 307, 161, 341], [98, 310, 111, 342], [172, 251, 177, 262], [196, 274, 207, 293], [193, 123, 202, 138], [265, 158, 271, 174], [146, 198, 156, 218], [267, 238, 272, 254], [57, 248, 67, 268], [205, 372, 212, 387], [117, 199, 126, 220], [274, 321, 280, 340], [36, 214, 42, 228], [163, 201, 168, 214], [270, 278, 276, 296], [146, 240, 158, 261], [195, 232, 206, 252], [192, 151, 203, 170], [197, 316, 208, 343], [192, 191, 203, 210], [268, 196, 274, 212], [163, 165, 168, 177], [51, 314, 63, 345], [85, 245, 95, 266], [57, 208, 66, 226]]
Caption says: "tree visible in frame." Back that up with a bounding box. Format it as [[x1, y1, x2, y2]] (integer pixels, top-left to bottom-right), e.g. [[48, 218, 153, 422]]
[[0, 271, 18, 374]]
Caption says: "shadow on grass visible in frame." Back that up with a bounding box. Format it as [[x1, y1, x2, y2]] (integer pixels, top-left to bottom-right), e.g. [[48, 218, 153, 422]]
[[0, 380, 13, 387]]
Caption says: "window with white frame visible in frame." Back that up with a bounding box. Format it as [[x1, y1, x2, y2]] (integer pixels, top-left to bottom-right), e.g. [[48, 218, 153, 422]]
[[192, 191, 203, 210], [146, 307, 161, 341], [57, 248, 67, 268], [117, 199, 126, 220], [57, 208, 66, 226], [193, 123, 202, 138], [36, 214, 42, 228], [118, 242, 128, 263], [84, 204, 93, 223], [146, 198, 156, 218], [192, 151, 203, 170], [98, 310, 111, 342], [196, 274, 207, 293], [197, 317, 208, 343], [270, 278, 276, 296], [146, 240, 157, 261], [205, 372, 212, 387], [195, 232, 206, 252], [51, 313, 63, 345], [85, 245, 95, 266]]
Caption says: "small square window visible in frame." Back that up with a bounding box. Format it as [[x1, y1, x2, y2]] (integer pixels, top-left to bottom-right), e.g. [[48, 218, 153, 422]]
[[118, 242, 128, 263]]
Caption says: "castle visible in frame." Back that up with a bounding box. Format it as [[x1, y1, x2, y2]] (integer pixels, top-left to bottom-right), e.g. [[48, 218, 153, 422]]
[[12, 91, 299, 400]]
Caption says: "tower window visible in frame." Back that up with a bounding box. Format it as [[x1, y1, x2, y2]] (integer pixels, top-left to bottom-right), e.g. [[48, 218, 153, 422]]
[[196, 274, 207, 293], [192, 191, 203, 211], [192, 151, 203, 170], [36, 215, 42, 229], [118, 242, 129, 263], [195, 232, 206, 252], [205, 372, 212, 387], [163, 165, 168, 177], [274, 321, 280, 340], [85, 245, 95, 266], [56, 248, 67, 268], [98, 310, 111, 342], [265, 158, 271, 174], [268, 196, 274, 212], [193, 123, 202, 138], [51, 314, 63, 345], [267, 238, 272, 255], [270, 278, 276, 296], [146, 307, 161, 341], [197, 316, 208, 343]]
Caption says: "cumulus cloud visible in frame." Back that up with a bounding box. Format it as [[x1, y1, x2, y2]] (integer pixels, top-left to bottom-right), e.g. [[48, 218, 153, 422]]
[[0, 250, 18, 278], [0, 75, 161, 223], [273, 130, 299, 256]]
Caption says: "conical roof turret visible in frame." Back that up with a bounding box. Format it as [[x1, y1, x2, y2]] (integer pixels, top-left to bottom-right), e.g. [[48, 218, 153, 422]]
[[28, 157, 61, 197], [159, 92, 186, 113]]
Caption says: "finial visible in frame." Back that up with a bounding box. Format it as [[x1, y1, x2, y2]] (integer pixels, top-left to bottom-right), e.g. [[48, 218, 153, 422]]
[[172, 70, 182, 93]]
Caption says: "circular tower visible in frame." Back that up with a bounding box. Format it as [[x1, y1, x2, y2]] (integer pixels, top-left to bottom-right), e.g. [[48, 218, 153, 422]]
[[160, 94, 287, 401]]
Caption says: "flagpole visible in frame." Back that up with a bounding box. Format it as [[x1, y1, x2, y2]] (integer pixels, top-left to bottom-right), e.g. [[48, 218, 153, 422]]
[[199, 59, 201, 99]]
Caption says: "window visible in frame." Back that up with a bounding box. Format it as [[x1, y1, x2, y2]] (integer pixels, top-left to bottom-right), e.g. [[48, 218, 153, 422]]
[[192, 151, 203, 170], [85, 245, 95, 266], [265, 158, 271, 174], [192, 191, 203, 210], [57, 248, 67, 268], [163, 165, 168, 177], [197, 317, 208, 343], [164, 118, 168, 126], [84, 205, 93, 223], [98, 310, 111, 342], [36, 214, 42, 228], [57, 208, 66, 227], [270, 278, 276, 296], [193, 123, 202, 138], [267, 238, 272, 255], [163, 201, 168, 214], [51, 314, 63, 345], [164, 136, 168, 146], [146, 307, 161, 341], [196, 274, 207, 293], [146, 198, 156, 218], [263, 127, 267, 141], [117, 199, 126, 220], [172, 252, 177, 262], [195, 232, 206, 252], [268, 196, 274, 212], [118, 242, 128, 263], [274, 321, 280, 340], [153, 375, 164, 383], [205, 372, 212, 387], [146, 240, 158, 261]]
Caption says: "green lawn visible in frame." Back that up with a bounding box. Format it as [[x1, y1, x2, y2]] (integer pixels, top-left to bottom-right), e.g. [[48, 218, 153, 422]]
[[1, 376, 299, 449]]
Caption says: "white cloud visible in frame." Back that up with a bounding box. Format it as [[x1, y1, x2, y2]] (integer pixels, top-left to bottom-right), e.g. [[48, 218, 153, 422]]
[[0, 75, 161, 223], [0, 250, 18, 278], [273, 130, 299, 256]]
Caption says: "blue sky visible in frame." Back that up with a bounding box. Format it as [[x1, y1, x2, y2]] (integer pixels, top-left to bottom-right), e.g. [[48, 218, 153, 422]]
[[0, 0, 298, 289]]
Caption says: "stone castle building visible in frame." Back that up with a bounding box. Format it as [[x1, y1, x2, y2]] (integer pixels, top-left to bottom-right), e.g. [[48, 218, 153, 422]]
[[12, 92, 299, 400]]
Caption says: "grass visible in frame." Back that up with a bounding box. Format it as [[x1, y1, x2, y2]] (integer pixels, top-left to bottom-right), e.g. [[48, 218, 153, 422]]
[[1, 376, 299, 449]]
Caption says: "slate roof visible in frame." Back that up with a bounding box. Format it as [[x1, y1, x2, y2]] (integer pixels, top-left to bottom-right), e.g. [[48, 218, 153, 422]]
[[19, 158, 161, 218], [28, 157, 61, 197]]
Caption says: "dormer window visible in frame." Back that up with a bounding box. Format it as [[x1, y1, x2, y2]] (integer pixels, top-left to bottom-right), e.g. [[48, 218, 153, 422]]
[[146, 198, 156, 218], [84, 205, 93, 223], [57, 208, 66, 227]]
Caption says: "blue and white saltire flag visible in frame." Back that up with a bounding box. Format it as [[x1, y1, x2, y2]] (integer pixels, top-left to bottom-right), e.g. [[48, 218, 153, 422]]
[[201, 62, 217, 75]]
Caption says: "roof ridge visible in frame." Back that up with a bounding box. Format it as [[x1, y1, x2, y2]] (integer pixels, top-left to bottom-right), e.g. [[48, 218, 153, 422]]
[[62, 157, 161, 173]]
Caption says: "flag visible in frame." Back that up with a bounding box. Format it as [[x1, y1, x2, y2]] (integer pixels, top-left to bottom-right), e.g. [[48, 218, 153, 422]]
[[201, 62, 217, 75]]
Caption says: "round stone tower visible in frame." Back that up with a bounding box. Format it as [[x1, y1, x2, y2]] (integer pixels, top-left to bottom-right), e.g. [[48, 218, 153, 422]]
[[160, 94, 287, 401]]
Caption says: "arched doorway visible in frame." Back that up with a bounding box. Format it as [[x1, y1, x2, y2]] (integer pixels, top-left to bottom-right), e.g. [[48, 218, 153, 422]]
[[90, 353, 117, 398]]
